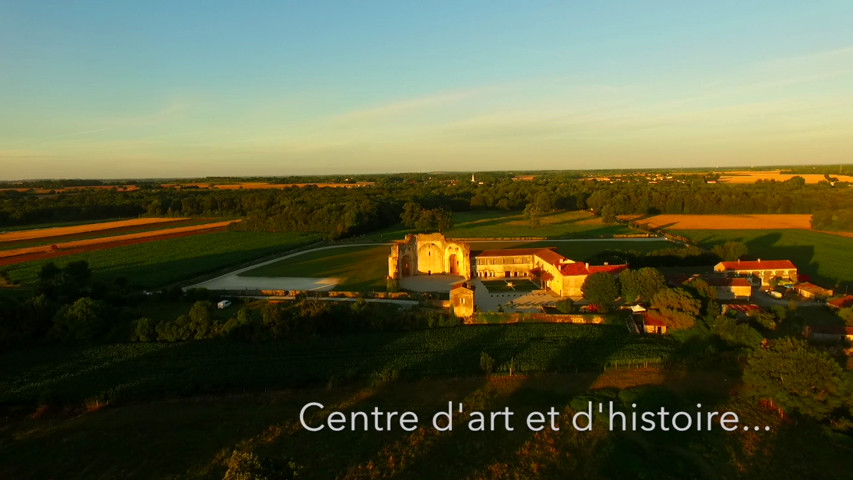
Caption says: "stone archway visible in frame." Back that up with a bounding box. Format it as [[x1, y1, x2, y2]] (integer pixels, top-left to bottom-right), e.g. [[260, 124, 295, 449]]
[[417, 243, 443, 274], [448, 253, 459, 274], [401, 254, 412, 276]]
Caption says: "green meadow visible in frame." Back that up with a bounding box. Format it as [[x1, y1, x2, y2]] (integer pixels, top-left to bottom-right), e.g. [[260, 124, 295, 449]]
[[2, 231, 319, 288], [675, 229, 853, 288]]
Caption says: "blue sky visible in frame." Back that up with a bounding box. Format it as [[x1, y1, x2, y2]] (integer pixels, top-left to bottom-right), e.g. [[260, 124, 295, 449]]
[[1, 1, 852, 179]]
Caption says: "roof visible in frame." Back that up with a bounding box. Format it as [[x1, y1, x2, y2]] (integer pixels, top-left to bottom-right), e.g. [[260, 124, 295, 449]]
[[716, 260, 796, 271], [560, 262, 628, 276], [794, 282, 833, 295], [534, 249, 568, 266], [477, 247, 553, 258], [827, 295, 853, 309], [722, 303, 762, 313]]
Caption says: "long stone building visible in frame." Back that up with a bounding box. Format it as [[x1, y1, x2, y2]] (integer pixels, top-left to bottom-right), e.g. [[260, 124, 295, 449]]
[[388, 233, 626, 297]]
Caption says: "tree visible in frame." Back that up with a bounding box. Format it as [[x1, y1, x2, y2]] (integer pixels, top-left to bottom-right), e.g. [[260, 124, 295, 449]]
[[743, 337, 845, 420], [400, 201, 422, 228], [480, 352, 495, 375], [555, 298, 574, 314], [50, 297, 106, 341], [188, 300, 215, 339], [523, 203, 541, 229], [534, 191, 554, 213], [131, 317, 156, 342], [711, 241, 748, 261], [652, 288, 701, 330], [581, 272, 620, 308], [619, 268, 666, 303], [599, 204, 617, 224], [432, 207, 454, 233]]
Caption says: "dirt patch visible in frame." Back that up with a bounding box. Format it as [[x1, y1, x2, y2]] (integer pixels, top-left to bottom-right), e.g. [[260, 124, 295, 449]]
[[621, 214, 813, 230]]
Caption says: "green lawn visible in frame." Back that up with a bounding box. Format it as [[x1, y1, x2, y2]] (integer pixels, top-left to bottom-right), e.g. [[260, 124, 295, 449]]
[[1, 231, 320, 288], [367, 209, 639, 240], [239, 245, 389, 291], [674, 229, 853, 289]]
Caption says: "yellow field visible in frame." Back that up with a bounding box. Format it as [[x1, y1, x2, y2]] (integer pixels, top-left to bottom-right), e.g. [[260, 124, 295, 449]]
[[717, 170, 853, 184], [0, 218, 186, 243], [620, 214, 813, 230]]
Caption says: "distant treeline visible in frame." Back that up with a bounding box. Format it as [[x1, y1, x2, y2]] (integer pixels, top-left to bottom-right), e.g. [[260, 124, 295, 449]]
[[2, 173, 852, 236], [812, 209, 853, 231]]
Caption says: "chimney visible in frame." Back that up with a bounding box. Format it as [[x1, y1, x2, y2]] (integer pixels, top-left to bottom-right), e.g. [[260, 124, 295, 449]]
[[585, 263, 589, 269], [757, 258, 761, 262], [604, 262, 609, 266]]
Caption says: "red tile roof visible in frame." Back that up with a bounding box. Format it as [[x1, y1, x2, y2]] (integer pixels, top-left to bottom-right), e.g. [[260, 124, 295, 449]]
[[559, 262, 627, 276], [827, 295, 853, 309], [717, 260, 796, 271], [722, 303, 762, 313], [589, 264, 628, 274], [534, 249, 567, 266]]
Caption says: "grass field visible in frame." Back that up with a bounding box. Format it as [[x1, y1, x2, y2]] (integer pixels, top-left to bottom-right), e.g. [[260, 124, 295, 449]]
[[469, 239, 674, 260], [3, 363, 851, 479], [368, 210, 639, 240], [239, 245, 389, 291], [675, 229, 853, 288], [1, 231, 319, 288]]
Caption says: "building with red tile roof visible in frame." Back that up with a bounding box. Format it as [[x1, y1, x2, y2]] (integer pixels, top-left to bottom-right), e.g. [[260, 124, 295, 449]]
[[827, 295, 853, 309], [713, 259, 797, 286]]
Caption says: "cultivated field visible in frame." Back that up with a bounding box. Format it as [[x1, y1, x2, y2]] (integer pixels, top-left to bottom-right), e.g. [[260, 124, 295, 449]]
[[369, 210, 641, 241], [621, 214, 813, 230], [717, 170, 853, 184], [0, 217, 184, 242], [0, 220, 241, 265], [2, 231, 319, 288]]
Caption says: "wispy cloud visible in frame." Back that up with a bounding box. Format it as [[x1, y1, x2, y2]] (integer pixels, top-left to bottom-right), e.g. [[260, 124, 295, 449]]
[[330, 86, 500, 122]]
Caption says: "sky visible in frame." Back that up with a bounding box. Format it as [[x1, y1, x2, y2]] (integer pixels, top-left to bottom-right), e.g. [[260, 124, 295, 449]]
[[1, 1, 852, 179]]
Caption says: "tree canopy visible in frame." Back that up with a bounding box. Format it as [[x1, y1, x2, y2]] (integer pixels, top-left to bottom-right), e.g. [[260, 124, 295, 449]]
[[743, 337, 846, 421], [581, 272, 620, 308]]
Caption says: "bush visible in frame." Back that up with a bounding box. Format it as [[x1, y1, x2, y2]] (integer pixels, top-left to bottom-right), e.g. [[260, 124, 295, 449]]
[[480, 352, 495, 375]]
